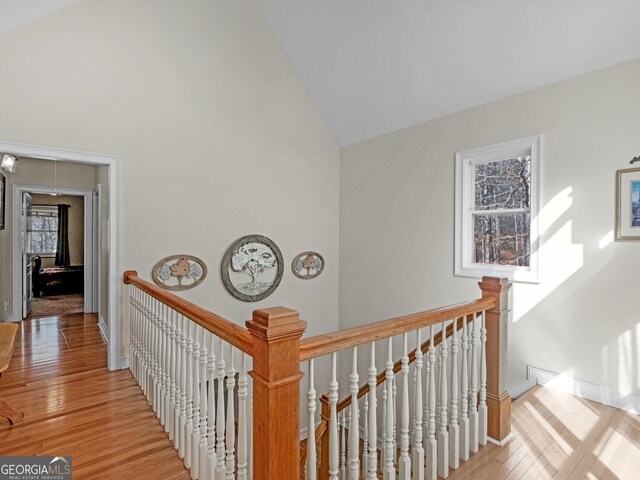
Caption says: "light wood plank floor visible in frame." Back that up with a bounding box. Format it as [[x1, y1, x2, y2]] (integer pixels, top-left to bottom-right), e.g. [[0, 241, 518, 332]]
[[447, 386, 640, 480], [0, 313, 190, 480]]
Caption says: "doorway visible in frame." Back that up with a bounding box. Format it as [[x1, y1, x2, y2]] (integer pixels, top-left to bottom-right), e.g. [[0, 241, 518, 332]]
[[1, 140, 121, 371], [18, 187, 96, 320]]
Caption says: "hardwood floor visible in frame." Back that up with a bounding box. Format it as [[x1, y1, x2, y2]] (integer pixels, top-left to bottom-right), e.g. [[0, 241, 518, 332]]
[[0, 313, 189, 480], [446, 385, 640, 480]]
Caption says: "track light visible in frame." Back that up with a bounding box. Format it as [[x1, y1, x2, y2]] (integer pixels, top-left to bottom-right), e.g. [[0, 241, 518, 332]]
[[1, 154, 17, 173]]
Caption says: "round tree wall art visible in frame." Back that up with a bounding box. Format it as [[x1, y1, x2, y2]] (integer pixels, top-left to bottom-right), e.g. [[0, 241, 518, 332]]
[[221, 234, 284, 302], [292, 251, 324, 279], [152, 255, 207, 291]]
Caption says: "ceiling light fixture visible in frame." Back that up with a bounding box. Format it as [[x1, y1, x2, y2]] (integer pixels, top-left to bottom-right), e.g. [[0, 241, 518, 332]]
[[1, 154, 17, 173]]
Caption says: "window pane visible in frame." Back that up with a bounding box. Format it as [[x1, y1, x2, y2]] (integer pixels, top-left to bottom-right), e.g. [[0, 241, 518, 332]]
[[474, 156, 531, 210], [473, 213, 530, 266]]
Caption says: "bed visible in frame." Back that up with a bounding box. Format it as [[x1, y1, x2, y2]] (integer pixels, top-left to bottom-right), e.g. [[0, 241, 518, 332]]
[[32, 256, 84, 298]]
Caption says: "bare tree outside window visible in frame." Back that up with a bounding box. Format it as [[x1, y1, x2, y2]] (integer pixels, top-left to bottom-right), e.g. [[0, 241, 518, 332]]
[[473, 156, 531, 266], [29, 209, 58, 256]]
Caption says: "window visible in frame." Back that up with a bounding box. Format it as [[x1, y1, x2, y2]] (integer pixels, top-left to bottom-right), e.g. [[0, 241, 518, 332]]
[[455, 136, 541, 283], [29, 206, 58, 256]]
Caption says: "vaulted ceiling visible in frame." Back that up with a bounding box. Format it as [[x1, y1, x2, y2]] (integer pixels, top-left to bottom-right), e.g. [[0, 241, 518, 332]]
[[3, 1, 640, 146]]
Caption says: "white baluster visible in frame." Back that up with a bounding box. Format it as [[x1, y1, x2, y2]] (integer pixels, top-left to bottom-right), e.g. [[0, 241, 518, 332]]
[[168, 310, 177, 442], [459, 316, 469, 462], [393, 377, 398, 466], [383, 338, 394, 480], [362, 394, 369, 476], [152, 298, 160, 414], [329, 352, 339, 480], [398, 333, 410, 480], [348, 348, 359, 480], [215, 339, 226, 480], [179, 316, 188, 460], [449, 318, 460, 469], [206, 332, 217, 480], [198, 327, 209, 479], [237, 352, 248, 480], [469, 313, 479, 454], [174, 312, 182, 451], [225, 344, 236, 480], [307, 359, 317, 480], [159, 305, 167, 427], [367, 343, 377, 480], [340, 412, 347, 480], [437, 321, 449, 478], [381, 382, 387, 471], [412, 329, 424, 480], [191, 324, 202, 477], [426, 326, 437, 480], [185, 321, 194, 469], [479, 311, 488, 446], [164, 306, 172, 433]]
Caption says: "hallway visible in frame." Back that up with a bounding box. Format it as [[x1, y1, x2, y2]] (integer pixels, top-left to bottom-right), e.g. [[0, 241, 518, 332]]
[[0, 313, 189, 480]]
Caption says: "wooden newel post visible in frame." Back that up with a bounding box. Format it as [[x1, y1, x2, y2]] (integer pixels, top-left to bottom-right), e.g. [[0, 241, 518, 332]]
[[478, 276, 512, 444], [247, 307, 307, 480]]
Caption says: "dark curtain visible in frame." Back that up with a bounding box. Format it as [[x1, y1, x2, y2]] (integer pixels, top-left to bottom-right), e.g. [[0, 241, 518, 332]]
[[55, 204, 70, 266]]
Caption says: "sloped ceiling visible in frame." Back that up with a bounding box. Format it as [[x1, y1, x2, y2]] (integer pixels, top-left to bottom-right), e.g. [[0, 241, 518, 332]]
[[0, 0, 81, 35], [3, 1, 640, 146], [255, 0, 640, 145]]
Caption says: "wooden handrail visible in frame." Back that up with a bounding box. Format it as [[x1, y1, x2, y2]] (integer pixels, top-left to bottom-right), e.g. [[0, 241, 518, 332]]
[[123, 270, 254, 355], [300, 297, 494, 361]]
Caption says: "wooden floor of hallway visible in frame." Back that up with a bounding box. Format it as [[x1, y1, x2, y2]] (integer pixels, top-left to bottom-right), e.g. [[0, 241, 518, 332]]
[[0, 313, 189, 480]]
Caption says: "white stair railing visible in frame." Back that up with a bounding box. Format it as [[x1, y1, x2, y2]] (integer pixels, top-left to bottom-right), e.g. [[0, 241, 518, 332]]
[[128, 284, 253, 480]]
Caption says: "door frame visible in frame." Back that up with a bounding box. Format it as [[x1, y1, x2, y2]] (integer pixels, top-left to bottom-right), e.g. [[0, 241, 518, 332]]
[[1, 140, 121, 371], [13, 185, 95, 315]]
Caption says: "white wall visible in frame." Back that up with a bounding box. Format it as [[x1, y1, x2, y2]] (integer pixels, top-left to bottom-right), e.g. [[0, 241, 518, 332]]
[[0, 0, 340, 353], [341, 58, 640, 397]]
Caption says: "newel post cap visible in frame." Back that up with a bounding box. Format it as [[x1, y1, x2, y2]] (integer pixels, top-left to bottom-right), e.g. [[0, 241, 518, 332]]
[[123, 270, 138, 284], [478, 276, 512, 293], [246, 306, 307, 342]]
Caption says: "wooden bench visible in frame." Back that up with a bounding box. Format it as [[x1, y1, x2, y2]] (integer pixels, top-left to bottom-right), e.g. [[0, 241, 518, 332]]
[[0, 323, 23, 425]]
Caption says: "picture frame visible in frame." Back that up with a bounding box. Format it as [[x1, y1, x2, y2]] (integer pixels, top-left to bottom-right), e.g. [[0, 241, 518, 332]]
[[0, 172, 5, 230], [615, 167, 640, 240]]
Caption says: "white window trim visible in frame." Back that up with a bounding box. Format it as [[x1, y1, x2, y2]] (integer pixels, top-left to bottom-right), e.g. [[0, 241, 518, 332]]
[[455, 135, 542, 283]]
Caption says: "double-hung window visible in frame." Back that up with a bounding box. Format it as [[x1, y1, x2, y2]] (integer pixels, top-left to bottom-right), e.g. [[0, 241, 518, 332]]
[[29, 206, 58, 256], [455, 136, 541, 283]]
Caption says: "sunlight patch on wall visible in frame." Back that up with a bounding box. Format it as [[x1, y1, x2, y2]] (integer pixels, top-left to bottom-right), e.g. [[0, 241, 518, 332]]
[[599, 230, 614, 249], [513, 220, 584, 322], [539, 186, 573, 236]]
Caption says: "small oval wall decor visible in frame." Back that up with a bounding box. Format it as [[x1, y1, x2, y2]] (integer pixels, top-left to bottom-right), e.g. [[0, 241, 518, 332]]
[[292, 251, 325, 279], [221, 234, 284, 302], [152, 255, 207, 291]]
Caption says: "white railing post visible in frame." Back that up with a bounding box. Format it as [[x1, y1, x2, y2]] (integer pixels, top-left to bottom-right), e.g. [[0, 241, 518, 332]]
[[348, 348, 360, 480], [307, 359, 317, 480], [329, 352, 339, 480], [459, 315, 470, 462], [179, 315, 188, 460], [215, 338, 226, 480], [225, 345, 236, 480], [237, 352, 248, 480], [383, 338, 395, 480], [206, 331, 217, 480], [469, 314, 479, 454], [399, 333, 411, 480], [362, 394, 369, 476], [426, 326, 437, 480], [449, 318, 460, 470], [367, 343, 378, 480], [198, 327, 209, 479], [412, 329, 424, 480], [185, 320, 194, 469], [191, 324, 201, 479], [479, 311, 488, 446], [437, 321, 449, 479]]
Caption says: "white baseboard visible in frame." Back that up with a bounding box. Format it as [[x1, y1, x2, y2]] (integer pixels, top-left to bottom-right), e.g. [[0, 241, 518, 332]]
[[487, 432, 514, 447], [120, 356, 130, 369], [508, 380, 536, 399], [527, 366, 640, 415], [98, 316, 109, 343]]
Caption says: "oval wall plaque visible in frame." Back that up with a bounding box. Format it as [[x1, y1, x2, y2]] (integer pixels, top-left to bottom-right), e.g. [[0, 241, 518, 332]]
[[291, 251, 325, 279], [151, 255, 207, 291]]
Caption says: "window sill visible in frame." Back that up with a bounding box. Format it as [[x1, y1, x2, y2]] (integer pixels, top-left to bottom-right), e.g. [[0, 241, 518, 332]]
[[455, 264, 539, 284]]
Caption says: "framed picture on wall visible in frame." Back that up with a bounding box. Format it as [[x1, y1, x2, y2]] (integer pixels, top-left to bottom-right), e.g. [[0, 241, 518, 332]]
[[616, 167, 640, 240], [0, 172, 5, 230]]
